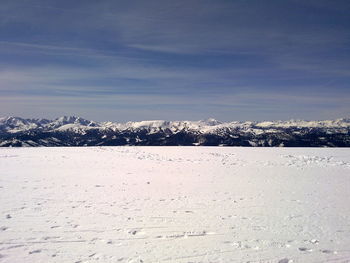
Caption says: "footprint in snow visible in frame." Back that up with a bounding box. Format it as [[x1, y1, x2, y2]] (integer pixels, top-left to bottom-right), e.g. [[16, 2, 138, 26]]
[[309, 239, 319, 244], [321, 249, 337, 254], [42, 236, 60, 240], [29, 249, 42, 254], [127, 229, 145, 236], [298, 247, 313, 252]]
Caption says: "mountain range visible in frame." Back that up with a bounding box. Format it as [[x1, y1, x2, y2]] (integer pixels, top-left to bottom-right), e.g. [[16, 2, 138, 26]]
[[1, 116, 349, 147]]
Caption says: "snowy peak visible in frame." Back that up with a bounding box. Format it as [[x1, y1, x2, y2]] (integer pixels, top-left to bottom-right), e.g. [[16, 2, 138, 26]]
[[126, 120, 171, 130], [0, 116, 50, 133], [200, 118, 222, 126], [255, 119, 350, 128], [0, 116, 349, 147], [2, 116, 349, 133], [47, 116, 98, 130], [54, 116, 97, 126]]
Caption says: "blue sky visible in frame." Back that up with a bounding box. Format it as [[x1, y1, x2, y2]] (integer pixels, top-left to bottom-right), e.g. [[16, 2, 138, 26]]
[[0, 0, 349, 121]]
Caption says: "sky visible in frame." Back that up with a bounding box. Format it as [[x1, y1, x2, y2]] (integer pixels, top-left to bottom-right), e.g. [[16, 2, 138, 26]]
[[0, 0, 349, 122]]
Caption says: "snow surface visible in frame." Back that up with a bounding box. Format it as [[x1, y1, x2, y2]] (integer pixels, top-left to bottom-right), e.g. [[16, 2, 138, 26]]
[[0, 147, 349, 263]]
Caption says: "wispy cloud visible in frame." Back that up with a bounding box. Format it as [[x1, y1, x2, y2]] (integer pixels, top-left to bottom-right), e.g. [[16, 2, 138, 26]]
[[0, 0, 349, 121]]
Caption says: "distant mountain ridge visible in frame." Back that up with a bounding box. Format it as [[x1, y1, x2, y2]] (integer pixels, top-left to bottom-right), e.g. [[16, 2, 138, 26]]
[[0, 116, 349, 147]]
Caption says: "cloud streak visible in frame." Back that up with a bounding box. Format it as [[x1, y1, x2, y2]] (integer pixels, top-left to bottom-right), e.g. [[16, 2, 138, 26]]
[[0, 0, 349, 121]]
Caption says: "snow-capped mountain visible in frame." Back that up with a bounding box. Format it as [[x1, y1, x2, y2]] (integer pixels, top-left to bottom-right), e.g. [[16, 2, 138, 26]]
[[0, 116, 349, 147]]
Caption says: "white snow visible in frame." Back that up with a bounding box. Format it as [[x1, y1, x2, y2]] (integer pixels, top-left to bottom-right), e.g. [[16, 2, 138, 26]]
[[0, 147, 349, 263], [2, 116, 350, 135], [255, 119, 350, 128]]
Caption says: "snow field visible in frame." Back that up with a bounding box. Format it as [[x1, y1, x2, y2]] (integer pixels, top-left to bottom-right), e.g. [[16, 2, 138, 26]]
[[0, 147, 349, 262]]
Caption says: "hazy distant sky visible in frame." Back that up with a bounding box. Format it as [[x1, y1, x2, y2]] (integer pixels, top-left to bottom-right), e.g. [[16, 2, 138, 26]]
[[0, 0, 349, 121]]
